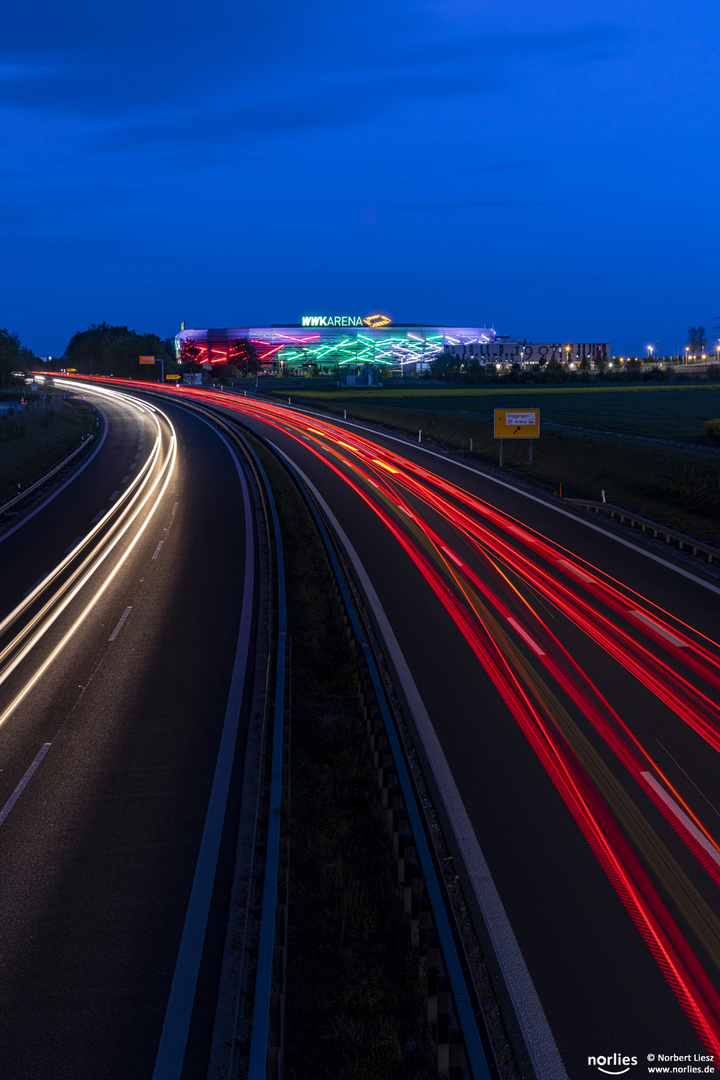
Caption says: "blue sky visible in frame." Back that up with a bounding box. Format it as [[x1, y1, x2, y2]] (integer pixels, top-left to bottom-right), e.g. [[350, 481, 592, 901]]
[[2, 0, 719, 357]]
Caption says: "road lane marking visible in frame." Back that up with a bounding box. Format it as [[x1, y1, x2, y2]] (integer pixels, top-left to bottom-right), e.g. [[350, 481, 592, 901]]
[[152, 429, 254, 1080], [91, 511, 104, 523], [109, 490, 120, 501], [121, 475, 129, 484], [130, 463, 136, 470], [108, 606, 132, 641], [507, 617, 546, 656], [65, 536, 83, 554], [629, 609, 687, 647], [0, 401, 108, 547], [23, 575, 49, 598], [325, 415, 720, 597], [134, 453, 140, 460], [0, 743, 52, 828], [507, 524, 537, 543], [641, 772, 720, 869], [152, 541, 163, 560], [440, 545, 464, 568], [271, 452, 570, 1080], [558, 558, 594, 583], [172, 501, 178, 516]]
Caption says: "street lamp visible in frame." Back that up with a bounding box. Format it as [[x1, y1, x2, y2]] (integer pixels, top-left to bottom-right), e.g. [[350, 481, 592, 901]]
[[646, 344, 654, 361]]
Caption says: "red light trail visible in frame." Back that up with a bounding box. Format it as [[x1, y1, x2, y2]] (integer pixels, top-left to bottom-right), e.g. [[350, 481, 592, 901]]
[[65, 377, 720, 1053]]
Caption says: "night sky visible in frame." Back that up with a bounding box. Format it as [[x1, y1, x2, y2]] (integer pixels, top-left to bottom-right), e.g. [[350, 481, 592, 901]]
[[2, 0, 719, 358]]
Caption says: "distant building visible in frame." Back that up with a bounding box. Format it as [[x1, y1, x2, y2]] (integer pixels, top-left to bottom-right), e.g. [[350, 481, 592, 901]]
[[175, 318, 497, 374], [450, 338, 611, 364], [175, 320, 610, 373]]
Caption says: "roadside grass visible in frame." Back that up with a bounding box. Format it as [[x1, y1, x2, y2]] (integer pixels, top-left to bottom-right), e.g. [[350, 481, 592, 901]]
[[0, 394, 96, 500], [282, 384, 720, 442], [255, 446, 436, 1080], [279, 398, 720, 545]]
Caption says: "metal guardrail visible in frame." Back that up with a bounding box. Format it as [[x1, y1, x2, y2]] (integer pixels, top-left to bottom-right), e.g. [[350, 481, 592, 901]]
[[566, 499, 720, 565], [114, 388, 498, 1079], [251, 432, 498, 1080], [0, 433, 95, 516], [245, 443, 290, 1080]]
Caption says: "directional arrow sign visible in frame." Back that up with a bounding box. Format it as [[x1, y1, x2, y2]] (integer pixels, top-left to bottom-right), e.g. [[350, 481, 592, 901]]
[[494, 409, 540, 438]]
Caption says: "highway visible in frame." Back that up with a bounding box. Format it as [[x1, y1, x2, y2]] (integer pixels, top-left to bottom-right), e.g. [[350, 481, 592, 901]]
[[177, 385, 720, 1078], [0, 385, 256, 1079], [4, 374, 720, 1078]]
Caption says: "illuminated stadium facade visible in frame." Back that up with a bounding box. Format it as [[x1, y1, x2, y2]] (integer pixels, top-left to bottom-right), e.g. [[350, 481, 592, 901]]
[[175, 316, 497, 373]]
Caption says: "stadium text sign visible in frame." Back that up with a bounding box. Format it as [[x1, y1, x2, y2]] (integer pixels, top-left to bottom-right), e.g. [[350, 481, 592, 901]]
[[301, 313, 392, 328]]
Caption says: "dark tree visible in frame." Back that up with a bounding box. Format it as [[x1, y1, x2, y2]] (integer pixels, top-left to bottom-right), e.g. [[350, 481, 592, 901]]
[[64, 323, 172, 376], [229, 338, 261, 376], [0, 328, 35, 387], [179, 338, 204, 368], [687, 326, 708, 354]]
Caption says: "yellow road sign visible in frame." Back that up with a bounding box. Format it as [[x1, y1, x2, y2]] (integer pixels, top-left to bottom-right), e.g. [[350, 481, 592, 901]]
[[139, 355, 156, 365], [166, 374, 181, 380], [494, 409, 540, 438]]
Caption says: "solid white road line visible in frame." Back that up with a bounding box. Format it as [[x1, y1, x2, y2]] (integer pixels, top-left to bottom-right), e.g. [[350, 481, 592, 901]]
[[152, 426, 255, 1080], [0, 743, 52, 828], [0, 402, 109, 547], [324, 413, 720, 598], [108, 606, 132, 642], [275, 451, 569, 1080]]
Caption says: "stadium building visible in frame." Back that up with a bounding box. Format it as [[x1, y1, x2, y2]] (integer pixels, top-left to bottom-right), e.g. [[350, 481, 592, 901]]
[[174, 315, 497, 374]]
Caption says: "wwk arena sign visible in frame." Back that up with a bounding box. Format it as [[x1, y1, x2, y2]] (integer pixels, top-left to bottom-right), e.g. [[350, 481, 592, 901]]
[[494, 409, 540, 438], [300, 313, 392, 328]]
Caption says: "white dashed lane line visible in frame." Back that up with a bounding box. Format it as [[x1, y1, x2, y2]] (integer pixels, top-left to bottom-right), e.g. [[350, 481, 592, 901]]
[[629, 609, 687, 647], [0, 743, 52, 829], [109, 490, 120, 502], [152, 541, 163, 561], [108, 606, 133, 642], [507, 617, 546, 656]]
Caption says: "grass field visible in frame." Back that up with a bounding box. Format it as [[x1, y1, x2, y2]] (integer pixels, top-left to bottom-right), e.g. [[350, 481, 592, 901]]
[[0, 394, 96, 500], [284, 384, 720, 442], [274, 386, 720, 544]]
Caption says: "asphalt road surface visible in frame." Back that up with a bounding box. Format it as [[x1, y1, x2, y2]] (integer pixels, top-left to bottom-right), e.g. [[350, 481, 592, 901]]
[[0, 386, 255, 1079], [192, 387, 720, 1080]]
